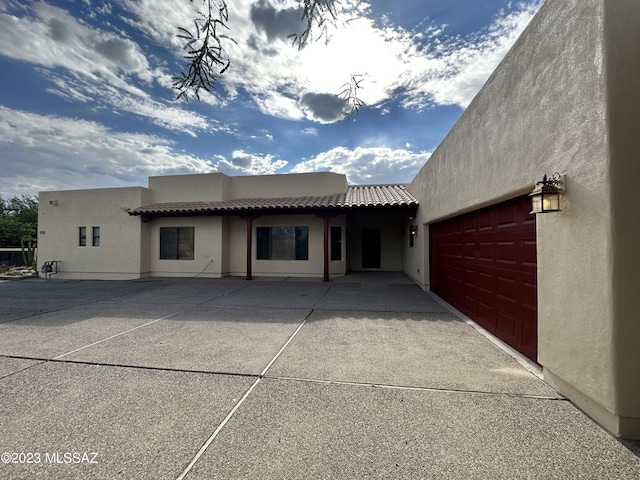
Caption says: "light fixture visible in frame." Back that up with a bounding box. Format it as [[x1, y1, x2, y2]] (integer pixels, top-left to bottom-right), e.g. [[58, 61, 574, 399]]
[[410, 225, 418, 236], [529, 173, 565, 214]]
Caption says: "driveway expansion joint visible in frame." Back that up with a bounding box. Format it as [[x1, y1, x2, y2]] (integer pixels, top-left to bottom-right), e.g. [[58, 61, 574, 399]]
[[260, 374, 565, 401]]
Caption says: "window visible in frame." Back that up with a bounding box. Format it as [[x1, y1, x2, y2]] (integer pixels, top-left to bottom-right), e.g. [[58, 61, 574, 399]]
[[331, 226, 342, 261], [160, 227, 194, 260], [92, 227, 100, 247], [79, 227, 87, 246], [257, 226, 308, 260]]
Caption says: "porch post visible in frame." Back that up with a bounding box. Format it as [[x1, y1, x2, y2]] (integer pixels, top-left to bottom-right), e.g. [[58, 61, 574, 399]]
[[241, 215, 259, 280], [317, 212, 337, 282]]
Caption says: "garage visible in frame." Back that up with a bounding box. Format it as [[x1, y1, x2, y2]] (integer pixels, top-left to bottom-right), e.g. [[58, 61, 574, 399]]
[[429, 196, 538, 361]]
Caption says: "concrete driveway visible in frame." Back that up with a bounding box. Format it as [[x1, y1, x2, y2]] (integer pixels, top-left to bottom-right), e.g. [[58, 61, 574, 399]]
[[1, 273, 638, 479]]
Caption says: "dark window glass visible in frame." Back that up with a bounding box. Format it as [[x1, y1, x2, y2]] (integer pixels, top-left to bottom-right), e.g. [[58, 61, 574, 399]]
[[272, 226, 295, 260], [79, 227, 86, 247], [295, 227, 308, 260], [330, 226, 341, 261], [256, 226, 308, 260], [92, 227, 100, 247], [177, 227, 194, 260], [160, 227, 194, 260], [257, 227, 270, 260]]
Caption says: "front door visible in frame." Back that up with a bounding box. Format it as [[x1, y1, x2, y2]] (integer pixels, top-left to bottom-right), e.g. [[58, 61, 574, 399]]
[[362, 228, 381, 268]]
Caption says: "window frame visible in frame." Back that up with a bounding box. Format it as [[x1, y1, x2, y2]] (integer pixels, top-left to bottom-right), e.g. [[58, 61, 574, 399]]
[[160, 227, 195, 260], [92, 226, 100, 247], [78, 226, 87, 247]]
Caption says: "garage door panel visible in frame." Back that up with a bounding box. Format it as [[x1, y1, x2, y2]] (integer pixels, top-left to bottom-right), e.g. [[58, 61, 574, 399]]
[[496, 241, 517, 265], [497, 204, 519, 227], [478, 273, 493, 295], [522, 281, 538, 311], [522, 239, 537, 266], [463, 242, 477, 260], [430, 196, 538, 361], [464, 216, 477, 232], [477, 210, 493, 230], [496, 312, 517, 341], [478, 302, 495, 327], [478, 242, 493, 261]]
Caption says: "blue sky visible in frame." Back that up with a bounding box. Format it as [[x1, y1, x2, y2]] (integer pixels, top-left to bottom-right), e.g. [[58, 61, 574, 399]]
[[0, 0, 543, 197]]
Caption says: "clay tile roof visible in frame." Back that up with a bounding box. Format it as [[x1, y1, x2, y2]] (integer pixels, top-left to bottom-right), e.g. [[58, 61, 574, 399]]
[[130, 185, 417, 216]]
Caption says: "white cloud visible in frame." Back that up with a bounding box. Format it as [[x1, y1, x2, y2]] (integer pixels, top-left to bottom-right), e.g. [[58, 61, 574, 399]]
[[0, 3, 151, 97], [0, 2, 229, 136], [396, 3, 544, 109], [196, 0, 541, 118], [212, 150, 288, 176], [0, 106, 215, 196], [0, 1, 542, 127], [290, 146, 430, 184]]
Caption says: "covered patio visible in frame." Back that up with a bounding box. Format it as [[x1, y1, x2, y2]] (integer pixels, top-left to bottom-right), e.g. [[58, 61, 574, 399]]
[[129, 185, 418, 281]]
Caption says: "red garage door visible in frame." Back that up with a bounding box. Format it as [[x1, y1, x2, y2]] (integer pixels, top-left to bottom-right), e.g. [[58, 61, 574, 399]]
[[430, 196, 538, 361]]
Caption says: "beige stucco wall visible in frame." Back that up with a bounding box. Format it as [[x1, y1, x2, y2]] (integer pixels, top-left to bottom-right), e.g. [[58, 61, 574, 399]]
[[38, 187, 151, 280], [407, 0, 638, 437], [605, 0, 640, 438], [148, 172, 230, 203], [230, 172, 348, 199], [147, 171, 348, 204]]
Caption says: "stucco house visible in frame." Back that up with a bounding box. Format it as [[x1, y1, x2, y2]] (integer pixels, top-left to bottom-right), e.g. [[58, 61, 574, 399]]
[[38, 172, 418, 281], [37, 0, 639, 440]]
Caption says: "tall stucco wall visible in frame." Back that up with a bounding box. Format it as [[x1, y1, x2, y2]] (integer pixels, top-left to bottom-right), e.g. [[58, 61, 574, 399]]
[[407, 0, 626, 433], [38, 187, 149, 280], [148, 173, 230, 203], [230, 172, 348, 199], [147, 172, 349, 203], [605, 0, 640, 437]]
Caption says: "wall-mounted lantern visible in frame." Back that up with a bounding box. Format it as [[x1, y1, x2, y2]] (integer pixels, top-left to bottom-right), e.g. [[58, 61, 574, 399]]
[[529, 173, 565, 214]]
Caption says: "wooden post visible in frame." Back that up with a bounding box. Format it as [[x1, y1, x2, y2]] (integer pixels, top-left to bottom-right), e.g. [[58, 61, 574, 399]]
[[241, 215, 259, 280], [317, 212, 337, 282]]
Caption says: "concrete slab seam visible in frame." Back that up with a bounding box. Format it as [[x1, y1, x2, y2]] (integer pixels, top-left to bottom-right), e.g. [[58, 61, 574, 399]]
[[38, 357, 261, 379], [52, 310, 186, 360], [257, 286, 330, 377], [261, 374, 564, 401], [259, 316, 310, 377], [175, 378, 262, 480], [175, 288, 329, 479], [0, 356, 48, 381]]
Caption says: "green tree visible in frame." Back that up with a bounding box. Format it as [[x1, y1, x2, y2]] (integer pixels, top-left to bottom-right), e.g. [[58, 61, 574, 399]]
[[0, 195, 38, 247]]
